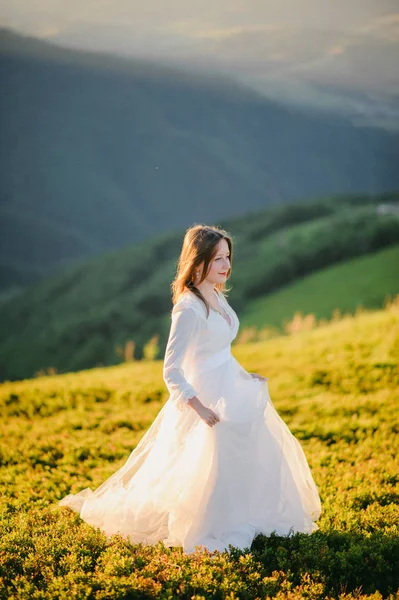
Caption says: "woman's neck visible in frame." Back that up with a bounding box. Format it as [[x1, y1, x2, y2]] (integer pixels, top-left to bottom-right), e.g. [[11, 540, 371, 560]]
[[196, 282, 217, 303]]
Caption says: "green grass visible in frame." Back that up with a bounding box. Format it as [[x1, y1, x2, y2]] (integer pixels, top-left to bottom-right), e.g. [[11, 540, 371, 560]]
[[241, 245, 399, 330], [1, 299, 398, 598]]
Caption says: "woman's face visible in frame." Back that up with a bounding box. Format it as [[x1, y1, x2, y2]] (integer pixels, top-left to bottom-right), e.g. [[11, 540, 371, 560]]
[[200, 238, 231, 285]]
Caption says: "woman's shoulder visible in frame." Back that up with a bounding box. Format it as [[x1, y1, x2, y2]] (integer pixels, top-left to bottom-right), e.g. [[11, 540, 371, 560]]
[[172, 290, 197, 312], [172, 290, 204, 317]]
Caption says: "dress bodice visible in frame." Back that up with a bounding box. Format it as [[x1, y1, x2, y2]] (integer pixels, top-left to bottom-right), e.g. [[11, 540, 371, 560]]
[[176, 288, 239, 348], [162, 289, 240, 409]]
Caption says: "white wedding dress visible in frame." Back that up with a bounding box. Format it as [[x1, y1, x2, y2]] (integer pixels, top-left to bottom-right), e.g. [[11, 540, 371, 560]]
[[59, 288, 321, 553]]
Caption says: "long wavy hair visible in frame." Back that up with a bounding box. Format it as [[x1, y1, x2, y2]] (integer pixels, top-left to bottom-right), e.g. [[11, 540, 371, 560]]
[[171, 224, 234, 317]]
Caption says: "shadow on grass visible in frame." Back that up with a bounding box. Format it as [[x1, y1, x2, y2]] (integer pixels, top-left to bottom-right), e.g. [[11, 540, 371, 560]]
[[250, 528, 399, 597]]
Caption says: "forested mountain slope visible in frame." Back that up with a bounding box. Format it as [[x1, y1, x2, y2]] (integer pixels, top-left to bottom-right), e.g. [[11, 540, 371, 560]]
[[1, 28, 398, 289]]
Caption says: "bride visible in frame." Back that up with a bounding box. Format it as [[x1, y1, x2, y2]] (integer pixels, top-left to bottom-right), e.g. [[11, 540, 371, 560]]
[[59, 224, 322, 553]]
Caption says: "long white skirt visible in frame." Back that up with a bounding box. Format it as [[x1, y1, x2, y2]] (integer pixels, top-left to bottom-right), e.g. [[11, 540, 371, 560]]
[[59, 355, 322, 553]]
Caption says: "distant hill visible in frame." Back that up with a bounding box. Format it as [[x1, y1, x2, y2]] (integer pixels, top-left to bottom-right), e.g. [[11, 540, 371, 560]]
[[0, 192, 398, 382], [1, 28, 399, 291], [239, 244, 399, 335]]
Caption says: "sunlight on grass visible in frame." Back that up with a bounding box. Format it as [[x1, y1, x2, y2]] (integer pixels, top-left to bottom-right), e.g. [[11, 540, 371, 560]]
[[1, 298, 398, 598]]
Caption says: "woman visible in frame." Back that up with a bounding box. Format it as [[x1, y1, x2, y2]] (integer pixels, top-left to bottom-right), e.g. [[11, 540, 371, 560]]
[[59, 224, 322, 553]]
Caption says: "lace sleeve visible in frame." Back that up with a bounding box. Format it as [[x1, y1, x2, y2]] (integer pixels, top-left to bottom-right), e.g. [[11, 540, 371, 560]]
[[163, 305, 200, 409]]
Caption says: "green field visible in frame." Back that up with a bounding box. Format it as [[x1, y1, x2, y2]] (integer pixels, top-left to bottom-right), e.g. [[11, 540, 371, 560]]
[[1, 299, 398, 598], [241, 245, 399, 331]]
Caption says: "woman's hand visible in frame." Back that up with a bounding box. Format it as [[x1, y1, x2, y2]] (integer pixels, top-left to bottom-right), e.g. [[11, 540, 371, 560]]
[[186, 396, 220, 427], [249, 372, 268, 382], [196, 405, 220, 427]]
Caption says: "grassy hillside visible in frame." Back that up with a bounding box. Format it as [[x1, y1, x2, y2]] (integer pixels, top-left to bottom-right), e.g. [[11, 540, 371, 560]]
[[1, 299, 398, 598], [1, 28, 399, 289], [240, 244, 399, 332], [0, 192, 398, 382]]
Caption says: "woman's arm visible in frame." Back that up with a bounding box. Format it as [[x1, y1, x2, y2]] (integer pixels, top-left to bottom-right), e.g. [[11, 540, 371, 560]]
[[163, 306, 220, 426], [163, 306, 201, 409]]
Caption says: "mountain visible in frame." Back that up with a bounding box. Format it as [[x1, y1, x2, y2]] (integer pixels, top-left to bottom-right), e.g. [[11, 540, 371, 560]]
[[0, 191, 398, 382], [1, 28, 399, 292]]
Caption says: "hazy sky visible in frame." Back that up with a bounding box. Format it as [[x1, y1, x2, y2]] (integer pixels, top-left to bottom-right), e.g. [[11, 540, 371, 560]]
[[2, 0, 398, 125]]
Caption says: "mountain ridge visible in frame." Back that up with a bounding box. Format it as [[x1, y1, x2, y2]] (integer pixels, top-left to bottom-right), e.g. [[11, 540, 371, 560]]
[[1, 28, 398, 291]]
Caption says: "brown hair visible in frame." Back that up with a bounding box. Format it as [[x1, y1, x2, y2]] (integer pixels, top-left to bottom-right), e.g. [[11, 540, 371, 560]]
[[171, 224, 233, 317]]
